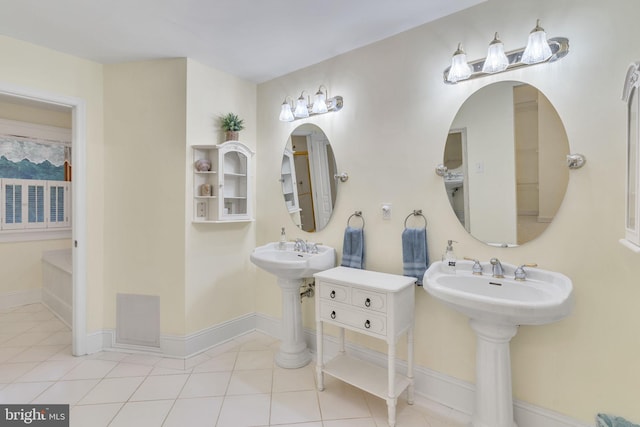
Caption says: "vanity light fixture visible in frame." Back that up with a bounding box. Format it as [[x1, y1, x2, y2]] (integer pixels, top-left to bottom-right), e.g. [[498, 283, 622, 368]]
[[444, 20, 569, 84], [279, 85, 344, 122]]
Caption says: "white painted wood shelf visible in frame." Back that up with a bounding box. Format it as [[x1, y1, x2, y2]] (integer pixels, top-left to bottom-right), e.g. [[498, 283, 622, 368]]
[[322, 354, 412, 401]]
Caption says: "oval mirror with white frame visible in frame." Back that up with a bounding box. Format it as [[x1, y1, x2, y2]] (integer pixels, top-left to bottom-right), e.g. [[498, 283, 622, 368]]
[[281, 124, 337, 232], [444, 81, 569, 247]]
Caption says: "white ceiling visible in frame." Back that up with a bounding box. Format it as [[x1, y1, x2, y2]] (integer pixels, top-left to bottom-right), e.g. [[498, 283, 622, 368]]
[[0, 0, 485, 83]]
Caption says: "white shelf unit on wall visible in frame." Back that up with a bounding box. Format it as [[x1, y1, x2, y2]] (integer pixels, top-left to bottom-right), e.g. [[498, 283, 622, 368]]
[[280, 148, 300, 213], [192, 141, 254, 223]]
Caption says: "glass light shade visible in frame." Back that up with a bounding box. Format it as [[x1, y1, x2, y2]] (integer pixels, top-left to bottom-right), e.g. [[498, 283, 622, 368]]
[[521, 22, 552, 64], [447, 46, 473, 83], [482, 34, 509, 73], [312, 91, 328, 114], [294, 97, 309, 118], [279, 103, 294, 122]]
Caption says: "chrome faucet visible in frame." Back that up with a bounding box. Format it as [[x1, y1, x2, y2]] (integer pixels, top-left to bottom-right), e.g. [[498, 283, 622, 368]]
[[514, 263, 538, 281], [490, 258, 504, 278], [294, 238, 308, 253]]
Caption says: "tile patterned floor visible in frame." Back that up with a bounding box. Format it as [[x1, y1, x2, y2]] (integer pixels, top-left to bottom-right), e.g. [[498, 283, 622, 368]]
[[0, 304, 463, 427]]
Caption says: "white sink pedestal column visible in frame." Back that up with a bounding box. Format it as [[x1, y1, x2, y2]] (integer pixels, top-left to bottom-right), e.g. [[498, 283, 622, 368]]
[[275, 278, 311, 369], [469, 319, 519, 427]]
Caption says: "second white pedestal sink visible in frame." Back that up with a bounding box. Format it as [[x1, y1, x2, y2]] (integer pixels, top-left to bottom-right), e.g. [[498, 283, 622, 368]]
[[250, 242, 336, 368], [423, 260, 573, 427]]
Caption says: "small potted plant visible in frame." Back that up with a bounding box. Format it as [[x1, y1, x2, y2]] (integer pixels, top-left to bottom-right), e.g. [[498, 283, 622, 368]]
[[220, 112, 245, 141]]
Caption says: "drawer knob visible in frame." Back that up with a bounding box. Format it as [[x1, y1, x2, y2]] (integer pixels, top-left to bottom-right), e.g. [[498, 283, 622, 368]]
[[365, 298, 371, 307], [364, 319, 371, 329], [330, 290, 336, 299], [331, 311, 336, 319]]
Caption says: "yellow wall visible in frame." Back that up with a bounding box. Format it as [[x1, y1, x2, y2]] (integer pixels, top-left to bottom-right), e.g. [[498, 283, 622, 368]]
[[103, 59, 188, 335], [0, 35, 105, 332], [256, 0, 640, 423], [102, 58, 258, 336], [184, 59, 257, 333]]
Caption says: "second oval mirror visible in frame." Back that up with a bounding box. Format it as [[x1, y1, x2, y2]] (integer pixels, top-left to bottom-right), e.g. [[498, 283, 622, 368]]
[[444, 81, 569, 246], [281, 124, 337, 232]]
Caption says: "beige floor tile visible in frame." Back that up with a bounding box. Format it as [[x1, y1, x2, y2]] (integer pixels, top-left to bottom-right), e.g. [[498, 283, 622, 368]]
[[317, 381, 371, 420], [108, 400, 174, 427], [13, 361, 73, 382], [70, 403, 123, 427], [32, 379, 100, 405], [271, 390, 322, 425], [7, 344, 67, 363], [324, 419, 377, 427], [78, 376, 145, 405], [129, 374, 189, 401], [217, 393, 271, 427], [272, 365, 316, 392], [1, 331, 53, 347], [226, 369, 272, 395], [234, 350, 274, 370], [0, 346, 29, 363], [0, 381, 53, 403], [179, 372, 231, 398], [163, 397, 224, 427], [105, 362, 153, 378], [192, 351, 237, 372], [61, 359, 118, 380]]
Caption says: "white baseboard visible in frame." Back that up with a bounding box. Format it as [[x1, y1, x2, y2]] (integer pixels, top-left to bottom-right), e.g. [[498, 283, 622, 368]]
[[0, 289, 41, 310], [93, 313, 258, 359], [41, 288, 72, 327], [160, 313, 256, 358]]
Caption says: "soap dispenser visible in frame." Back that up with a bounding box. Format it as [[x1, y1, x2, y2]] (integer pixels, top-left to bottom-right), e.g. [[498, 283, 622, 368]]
[[442, 240, 457, 273], [278, 227, 287, 250]]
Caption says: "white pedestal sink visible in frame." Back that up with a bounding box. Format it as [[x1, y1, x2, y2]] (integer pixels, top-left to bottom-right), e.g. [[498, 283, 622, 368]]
[[423, 260, 573, 427], [250, 242, 336, 368]]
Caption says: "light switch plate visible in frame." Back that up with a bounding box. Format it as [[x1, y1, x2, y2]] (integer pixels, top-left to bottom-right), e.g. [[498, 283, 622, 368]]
[[382, 203, 392, 220]]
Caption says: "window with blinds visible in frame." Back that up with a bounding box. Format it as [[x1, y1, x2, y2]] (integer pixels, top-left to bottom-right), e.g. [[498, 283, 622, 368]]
[[1, 179, 71, 231]]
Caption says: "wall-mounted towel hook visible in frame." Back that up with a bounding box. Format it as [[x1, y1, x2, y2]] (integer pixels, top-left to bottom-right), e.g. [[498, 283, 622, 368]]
[[347, 210, 365, 229], [404, 209, 427, 229]]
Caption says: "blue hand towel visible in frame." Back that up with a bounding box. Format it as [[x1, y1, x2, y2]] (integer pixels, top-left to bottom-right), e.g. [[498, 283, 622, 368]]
[[597, 414, 640, 427], [402, 227, 428, 285], [341, 226, 364, 269]]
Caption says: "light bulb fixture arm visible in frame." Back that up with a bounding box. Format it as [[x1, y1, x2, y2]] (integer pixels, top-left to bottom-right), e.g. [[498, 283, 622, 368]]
[[316, 84, 328, 98]]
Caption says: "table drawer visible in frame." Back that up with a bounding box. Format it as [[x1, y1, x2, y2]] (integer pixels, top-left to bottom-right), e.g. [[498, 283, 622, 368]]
[[352, 288, 386, 313], [319, 282, 350, 303], [319, 303, 386, 336]]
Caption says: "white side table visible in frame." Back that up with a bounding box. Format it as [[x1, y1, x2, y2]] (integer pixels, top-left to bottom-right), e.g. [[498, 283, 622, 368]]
[[314, 267, 415, 427]]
